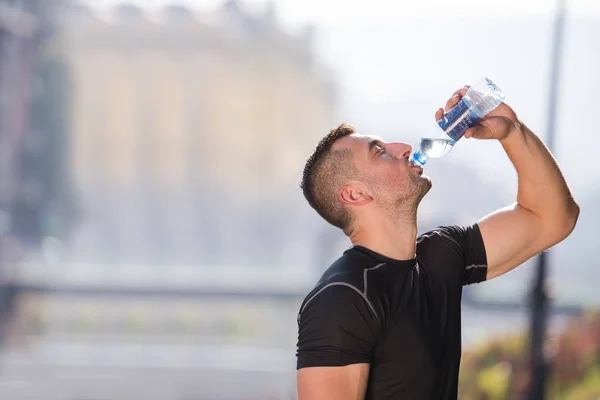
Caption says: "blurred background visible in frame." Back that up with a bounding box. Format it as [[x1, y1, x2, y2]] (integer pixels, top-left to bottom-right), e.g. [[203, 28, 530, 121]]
[[0, 0, 598, 399]]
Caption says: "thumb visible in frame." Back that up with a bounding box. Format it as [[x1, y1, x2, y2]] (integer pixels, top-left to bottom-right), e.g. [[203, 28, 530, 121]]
[[463, 126, 479, 139], [464, 122, 492, 139]]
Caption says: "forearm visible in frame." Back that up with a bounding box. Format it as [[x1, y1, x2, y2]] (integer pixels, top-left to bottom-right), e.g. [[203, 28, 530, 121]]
[[499, 121, 579, 229]]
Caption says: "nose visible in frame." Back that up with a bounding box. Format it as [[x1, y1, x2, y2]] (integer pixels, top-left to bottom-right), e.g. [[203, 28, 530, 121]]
[[388, 142, 413, 159]]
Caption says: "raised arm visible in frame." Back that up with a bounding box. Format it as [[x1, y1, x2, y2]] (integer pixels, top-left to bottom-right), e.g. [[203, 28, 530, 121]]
[[439, 87, 579, 280]]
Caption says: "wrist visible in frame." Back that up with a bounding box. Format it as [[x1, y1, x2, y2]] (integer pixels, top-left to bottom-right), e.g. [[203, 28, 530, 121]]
[[499, 119, 526, 145]]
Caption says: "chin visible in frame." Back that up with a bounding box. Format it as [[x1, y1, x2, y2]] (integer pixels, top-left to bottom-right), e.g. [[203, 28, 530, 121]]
[[422, 174, 433, 187], [415, 177, 432, 200], [414, 172, 432, 188]]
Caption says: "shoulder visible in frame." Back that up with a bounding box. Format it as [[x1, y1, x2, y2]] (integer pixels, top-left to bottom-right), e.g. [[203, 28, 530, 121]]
[[298, 280, 379, 325], [296, 282, 381, 368], [416, 224, 488, 285], [418, 224, 471, 241], [417, 224, 482, 252], [298, 249, 382, 323], [296, 283, 380, 368], [417, 225, 463, 254]]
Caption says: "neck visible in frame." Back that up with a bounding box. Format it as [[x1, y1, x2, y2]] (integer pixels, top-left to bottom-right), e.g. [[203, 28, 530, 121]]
[[349, 207, 418, 261]]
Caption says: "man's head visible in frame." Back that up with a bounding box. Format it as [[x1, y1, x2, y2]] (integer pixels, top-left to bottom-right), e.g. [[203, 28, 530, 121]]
[[300, 123, 432, 235]]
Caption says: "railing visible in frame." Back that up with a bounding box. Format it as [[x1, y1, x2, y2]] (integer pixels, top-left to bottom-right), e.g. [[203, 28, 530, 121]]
[[11, 261, 316, 298]]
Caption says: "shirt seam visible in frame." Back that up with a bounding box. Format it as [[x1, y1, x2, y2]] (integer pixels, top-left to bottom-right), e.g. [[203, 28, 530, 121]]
[[299, 282, 380, 321], [363, 262, 387, 297], [465, 264, 487, 270]]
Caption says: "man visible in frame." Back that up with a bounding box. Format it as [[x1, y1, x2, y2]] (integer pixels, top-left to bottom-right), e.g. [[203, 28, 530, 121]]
[[295, 85, 579, 399]]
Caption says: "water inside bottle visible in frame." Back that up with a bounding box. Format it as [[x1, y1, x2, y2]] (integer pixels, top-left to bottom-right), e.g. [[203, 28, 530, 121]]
[[419, 138, 455, 158]]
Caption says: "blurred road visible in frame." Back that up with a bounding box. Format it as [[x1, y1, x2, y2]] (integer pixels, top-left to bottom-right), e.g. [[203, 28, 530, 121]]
[[0, 305, 571, 400], [0, 338, 297, 400]]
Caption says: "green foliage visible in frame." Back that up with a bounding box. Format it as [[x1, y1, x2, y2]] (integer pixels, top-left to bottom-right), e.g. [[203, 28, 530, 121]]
[[459, 311, 600, 400]]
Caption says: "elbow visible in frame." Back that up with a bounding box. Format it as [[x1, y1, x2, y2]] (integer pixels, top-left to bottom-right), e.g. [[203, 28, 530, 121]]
[[554, 199, 580, 242], [564, 199, 580, 236], [539, 199, 579, 248]]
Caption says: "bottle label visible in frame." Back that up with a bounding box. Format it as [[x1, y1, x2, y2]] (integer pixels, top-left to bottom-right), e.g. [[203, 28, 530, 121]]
[[437, 98, 481, 141]]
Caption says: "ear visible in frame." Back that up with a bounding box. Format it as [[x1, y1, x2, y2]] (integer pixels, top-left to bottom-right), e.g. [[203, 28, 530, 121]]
[[339, 183, 373, 206]]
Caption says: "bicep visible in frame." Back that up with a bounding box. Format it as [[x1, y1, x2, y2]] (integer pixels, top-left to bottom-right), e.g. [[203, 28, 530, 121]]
[[478, 203, 549, 280], [298, 364, 370, 400]]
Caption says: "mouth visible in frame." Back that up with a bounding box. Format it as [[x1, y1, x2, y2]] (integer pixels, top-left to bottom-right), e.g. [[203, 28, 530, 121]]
[[410, 164, 423, 174]]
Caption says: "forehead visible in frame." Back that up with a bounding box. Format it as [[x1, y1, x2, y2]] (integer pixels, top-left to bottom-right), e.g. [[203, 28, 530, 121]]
[[334, 133, 384, 152]]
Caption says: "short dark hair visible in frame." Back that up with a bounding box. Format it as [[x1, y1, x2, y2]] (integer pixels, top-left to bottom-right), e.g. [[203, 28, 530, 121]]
[[300, 123, 357, 233]]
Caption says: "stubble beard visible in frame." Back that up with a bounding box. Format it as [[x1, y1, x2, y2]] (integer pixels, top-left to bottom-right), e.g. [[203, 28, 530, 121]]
[[372, 175, 432, 223], [411, 174, 432, 208]]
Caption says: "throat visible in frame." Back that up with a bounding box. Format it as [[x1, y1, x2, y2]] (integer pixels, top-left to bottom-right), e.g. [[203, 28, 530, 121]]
[[350, 223, 418, 261]]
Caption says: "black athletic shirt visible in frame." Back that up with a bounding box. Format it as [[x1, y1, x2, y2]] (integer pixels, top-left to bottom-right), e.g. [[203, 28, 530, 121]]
[[296, 224, 488, 400]]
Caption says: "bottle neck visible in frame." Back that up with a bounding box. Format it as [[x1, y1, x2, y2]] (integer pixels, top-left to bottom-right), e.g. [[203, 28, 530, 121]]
[[409, 151, 428, 166]]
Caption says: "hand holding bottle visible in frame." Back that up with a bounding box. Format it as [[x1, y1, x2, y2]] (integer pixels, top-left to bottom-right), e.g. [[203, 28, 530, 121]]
[[438, 85, 519, 142], [409, 77, 507, 166]]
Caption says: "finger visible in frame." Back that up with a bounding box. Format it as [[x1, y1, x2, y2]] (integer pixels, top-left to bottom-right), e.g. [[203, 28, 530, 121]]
[[445, 94, 460, 112], [445, 87, 469, 112], [455, 85, 470, 96], [435, 107, 444, 121], [464, 127, 476, 139]]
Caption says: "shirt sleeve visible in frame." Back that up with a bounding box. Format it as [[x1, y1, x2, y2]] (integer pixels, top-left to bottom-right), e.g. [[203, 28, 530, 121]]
[[432, 223, 489, 285], [296, 284, 379, 369]]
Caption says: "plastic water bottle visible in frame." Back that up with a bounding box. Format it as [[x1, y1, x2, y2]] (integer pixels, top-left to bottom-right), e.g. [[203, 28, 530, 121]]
[[409, 77, 505, 166]]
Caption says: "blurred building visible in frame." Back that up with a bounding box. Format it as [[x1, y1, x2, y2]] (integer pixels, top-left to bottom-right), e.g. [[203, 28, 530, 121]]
[[0, 0, 65, 345], [0, 1, 43, 248], [57, 1, 337, 265]]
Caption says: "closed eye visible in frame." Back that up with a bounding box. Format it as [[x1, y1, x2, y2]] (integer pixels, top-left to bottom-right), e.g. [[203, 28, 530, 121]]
[[368, 139, 387, 156]]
